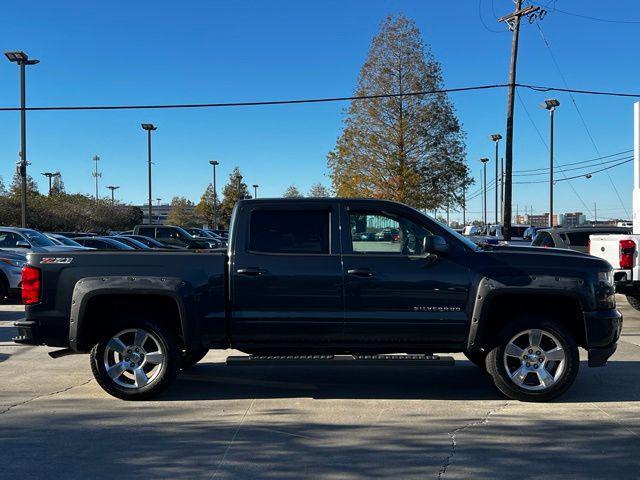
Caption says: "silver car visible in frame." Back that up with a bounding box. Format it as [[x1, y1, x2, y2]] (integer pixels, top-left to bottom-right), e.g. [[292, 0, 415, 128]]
[[0, 227, 85, 253], [0, 249, 26, 300]]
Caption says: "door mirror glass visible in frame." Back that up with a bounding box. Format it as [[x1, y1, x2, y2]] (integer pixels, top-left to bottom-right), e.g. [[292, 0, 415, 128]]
[[423, 235, 449, 254]]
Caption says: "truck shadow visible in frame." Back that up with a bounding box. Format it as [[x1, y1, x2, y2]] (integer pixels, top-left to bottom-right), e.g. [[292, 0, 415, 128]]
[[160, 359, 640, 402]]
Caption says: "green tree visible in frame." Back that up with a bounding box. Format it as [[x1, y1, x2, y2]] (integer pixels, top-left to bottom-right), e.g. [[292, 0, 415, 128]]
[[0, 176, 6, 196], [218, 167, 252, 227], [9, 172, 39, 196], [283, 185, 303, 198], [308, 183, 331, 197], [327, 14, 472, 210], [166, 196, 200, 227], [50, 173, 66, 195], [194, 183, 220, 228]]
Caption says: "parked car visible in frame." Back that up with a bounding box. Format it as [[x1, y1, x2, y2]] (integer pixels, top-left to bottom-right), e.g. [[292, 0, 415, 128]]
[[523, 226, 543, 242], [532, 226, 631, 253], [0, 250, 26, 301], [16, 198, 620, 402], [51, 232, 97, 238], [0, 227, 85, 253], [133, 225, 214, 249], [112, 236, 151, 250], [45, 233, 86, 248], [182, 227, 223, 248], [118, 234, 170, 249], [71, 237, 135, 250], [462, 225, 481, 236]]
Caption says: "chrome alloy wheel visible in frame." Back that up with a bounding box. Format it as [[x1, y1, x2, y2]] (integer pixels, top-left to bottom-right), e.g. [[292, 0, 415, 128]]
[[502, 328, 566, 391], [103, 328, 165, 389]]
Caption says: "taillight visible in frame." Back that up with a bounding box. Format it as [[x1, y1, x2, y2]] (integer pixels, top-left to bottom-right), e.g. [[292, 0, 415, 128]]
[[21, 266, 41, 305], [619, 239, 636, 269]]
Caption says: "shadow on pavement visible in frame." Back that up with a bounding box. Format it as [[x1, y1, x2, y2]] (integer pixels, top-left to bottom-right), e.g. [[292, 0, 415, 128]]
[[157, 359, 640, 403], [0, 326, 18, 342]]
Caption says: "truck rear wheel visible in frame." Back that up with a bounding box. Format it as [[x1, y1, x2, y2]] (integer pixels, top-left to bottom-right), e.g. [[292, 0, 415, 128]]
[[486, 319, 579, 402], [90, 321, 179, 400], [626, 295, 640, 312]]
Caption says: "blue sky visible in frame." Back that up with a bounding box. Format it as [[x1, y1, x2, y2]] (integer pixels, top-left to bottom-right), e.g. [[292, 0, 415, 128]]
[[0, 0, 638, 222]]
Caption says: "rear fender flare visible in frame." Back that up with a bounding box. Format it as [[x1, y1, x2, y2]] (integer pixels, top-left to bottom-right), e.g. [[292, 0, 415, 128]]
[[69, 276, 192, 351]]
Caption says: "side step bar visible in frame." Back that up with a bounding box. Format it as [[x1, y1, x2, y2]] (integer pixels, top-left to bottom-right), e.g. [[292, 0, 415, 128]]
[[226, 354, 454, 366]]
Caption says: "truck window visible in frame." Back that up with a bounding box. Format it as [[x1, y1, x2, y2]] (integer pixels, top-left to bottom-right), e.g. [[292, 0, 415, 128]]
[[248, 210, 329, 254], [137, 226, 154, 237], [349, 212, 430, 255], [532, 231, 555, 248]]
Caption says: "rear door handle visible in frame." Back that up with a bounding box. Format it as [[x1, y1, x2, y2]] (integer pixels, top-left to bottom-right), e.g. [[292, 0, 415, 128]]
[[237, 267, 266, 276], [347, 268, 375, 277]]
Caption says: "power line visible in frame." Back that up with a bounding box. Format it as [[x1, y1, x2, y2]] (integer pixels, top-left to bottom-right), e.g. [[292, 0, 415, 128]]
[[0, 82, 638, 113], [513, 155, 633, 176], [544, 6, 640, 24], [514, 157, 633, 184], [535, 23, 629, 217], [514, 149, 632, 173], [478, 0, 507, 33]]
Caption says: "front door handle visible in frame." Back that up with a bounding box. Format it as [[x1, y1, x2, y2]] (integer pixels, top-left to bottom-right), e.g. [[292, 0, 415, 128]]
[[237, 267, 266, 276], [347, 268, 375, 277]]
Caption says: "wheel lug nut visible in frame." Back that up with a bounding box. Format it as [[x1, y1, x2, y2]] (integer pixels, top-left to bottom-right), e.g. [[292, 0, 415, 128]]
[[526, 362, 530, 367], [528, 349, 533, 354], [539, 357, 544, 363], [125, 357, 130, 361], [523, 355, 528, 359], [130, 363, 135, 368], [135, 348, 139, 353], [534, 364, 539, 369], [536, 351, 541, 355]]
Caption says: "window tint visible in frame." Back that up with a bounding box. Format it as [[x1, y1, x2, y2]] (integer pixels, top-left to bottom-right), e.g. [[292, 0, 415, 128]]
[[249, 210, 329, 254], [532, 232, 555, 248], [137, 226, 154, 237], [0, 232, 25, 248], [349, 212, 432, 255]]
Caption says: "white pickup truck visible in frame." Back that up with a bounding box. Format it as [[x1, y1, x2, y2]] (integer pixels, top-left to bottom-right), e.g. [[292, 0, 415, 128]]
[[589, 234, 640, 310]]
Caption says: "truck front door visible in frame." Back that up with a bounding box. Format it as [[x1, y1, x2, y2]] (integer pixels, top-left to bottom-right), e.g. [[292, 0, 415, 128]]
[[230, 203, 343, 348], [340, 205, 471, 348]]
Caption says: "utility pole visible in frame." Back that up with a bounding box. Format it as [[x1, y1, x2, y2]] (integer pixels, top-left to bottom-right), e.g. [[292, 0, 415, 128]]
[[500, 158, 504, 221], [594, 203, 597, 224], [462, 184, 467, 226], [481, 158, 489, 227], [209, 160, 219, 230], [92, 155, 101, 202], [490, 134, 502, 224], [542, 99, 560, 227], [141, 124, 157, 224], [106, 185, 119, 204], [498, 1, 541, 239]]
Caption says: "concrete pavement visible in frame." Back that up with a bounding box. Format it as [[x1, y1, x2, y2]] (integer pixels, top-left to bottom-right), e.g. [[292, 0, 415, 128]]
[[0, 299, 638, 479]]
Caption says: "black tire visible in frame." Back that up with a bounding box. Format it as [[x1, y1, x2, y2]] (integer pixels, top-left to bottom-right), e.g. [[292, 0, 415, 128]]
[[90, 321, 180, 400], [180, 348, 208, 369], [0, 273, 7, 304], [463, 350, 488, 369], [626, 295, 640, 312], [486, 318, 579, 402]]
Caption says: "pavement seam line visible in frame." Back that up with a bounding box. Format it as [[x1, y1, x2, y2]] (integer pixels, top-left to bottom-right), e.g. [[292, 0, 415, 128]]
[[437, 401, 510, 479], [210, 398, 255, 479], [0, 378, 93, 415], [590, 403, 640, 439]]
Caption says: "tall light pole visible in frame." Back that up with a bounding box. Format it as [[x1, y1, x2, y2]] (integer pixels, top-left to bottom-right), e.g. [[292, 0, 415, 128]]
[[41, 171, 60, 196], [92, 155, 101, 202], [141, 123, 157, 224], [481, 158, 489, 228], [156, 197, 162, 206], [253, 184, 259, 198], [237, 175, 243, 202], [490, 134, 502, 224], [106, 185, 119, 204], [209, 160, 219, 229], [541, 99, 560, 227], [5, 51, 39, 227]]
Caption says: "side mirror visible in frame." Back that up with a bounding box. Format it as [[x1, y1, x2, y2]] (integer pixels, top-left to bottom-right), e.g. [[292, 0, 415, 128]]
[[15, 240, 30, 248], [423, 235, 449, 255]]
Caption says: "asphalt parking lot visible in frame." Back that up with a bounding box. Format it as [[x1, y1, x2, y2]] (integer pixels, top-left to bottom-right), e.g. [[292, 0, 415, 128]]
[[1, 298, 639, 480]]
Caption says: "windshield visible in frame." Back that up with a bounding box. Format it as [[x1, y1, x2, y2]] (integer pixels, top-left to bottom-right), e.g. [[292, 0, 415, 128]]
[[23, 230, 56, 247], [56, 236, 82, 247]]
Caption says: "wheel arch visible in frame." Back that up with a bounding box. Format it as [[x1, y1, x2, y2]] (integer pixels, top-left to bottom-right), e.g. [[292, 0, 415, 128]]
[[70, 276, 196, 352]]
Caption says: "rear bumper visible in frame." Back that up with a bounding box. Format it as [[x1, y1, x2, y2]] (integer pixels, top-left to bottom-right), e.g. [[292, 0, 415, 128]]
[[13, 318, 69, 348], [584, 308, 622, 367], [13, 320, 39, 345]]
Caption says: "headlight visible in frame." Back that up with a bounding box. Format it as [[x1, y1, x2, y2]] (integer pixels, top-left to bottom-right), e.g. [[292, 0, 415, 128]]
[[0, 258, 26, 268], [598, 271, 614, 285]]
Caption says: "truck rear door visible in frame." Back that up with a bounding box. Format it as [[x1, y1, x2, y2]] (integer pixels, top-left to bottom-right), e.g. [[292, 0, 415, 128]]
[[230, 201, 343, 347]]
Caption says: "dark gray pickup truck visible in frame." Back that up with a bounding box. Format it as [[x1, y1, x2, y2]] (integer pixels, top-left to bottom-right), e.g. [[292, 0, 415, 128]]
[[14, 198, 622, 401]]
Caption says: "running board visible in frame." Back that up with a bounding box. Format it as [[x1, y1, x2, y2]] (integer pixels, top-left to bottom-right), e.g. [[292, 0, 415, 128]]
[[226, 354, 454, 366]]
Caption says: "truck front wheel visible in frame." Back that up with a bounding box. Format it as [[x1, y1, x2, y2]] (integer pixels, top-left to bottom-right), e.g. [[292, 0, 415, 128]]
[[90, 322, 180, 400], [626, 295, 640, 311], [486, 319, 579, 402]]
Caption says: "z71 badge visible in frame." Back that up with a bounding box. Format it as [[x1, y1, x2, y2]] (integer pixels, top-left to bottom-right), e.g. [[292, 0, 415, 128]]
[[40, 257, 74, 264]]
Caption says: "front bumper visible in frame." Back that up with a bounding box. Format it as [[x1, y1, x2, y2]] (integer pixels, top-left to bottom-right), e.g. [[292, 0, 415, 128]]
[[584, 308, 622, 367]]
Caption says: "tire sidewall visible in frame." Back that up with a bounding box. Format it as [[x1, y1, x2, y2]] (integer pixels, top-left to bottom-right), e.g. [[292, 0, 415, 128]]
[[90, 321, 179, 400], [486, 318, 579, 402]]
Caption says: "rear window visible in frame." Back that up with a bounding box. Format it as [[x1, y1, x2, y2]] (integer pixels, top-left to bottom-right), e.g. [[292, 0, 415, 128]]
[[532, 231, 555, 247], [137, 227, 154, 237], [564, 232, 591, 247], [249, 210, 329, 254]]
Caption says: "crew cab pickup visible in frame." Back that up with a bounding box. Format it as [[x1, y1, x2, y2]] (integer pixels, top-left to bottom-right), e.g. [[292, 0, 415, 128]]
[[589, 233, 640, 311], [14, 198, 622, 401]]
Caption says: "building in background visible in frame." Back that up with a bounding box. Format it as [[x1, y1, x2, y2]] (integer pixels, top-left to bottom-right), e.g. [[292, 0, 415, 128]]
[[516, 213, 558, 227], [559, 212, 587, 227], [138, 203, 172, 225]]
